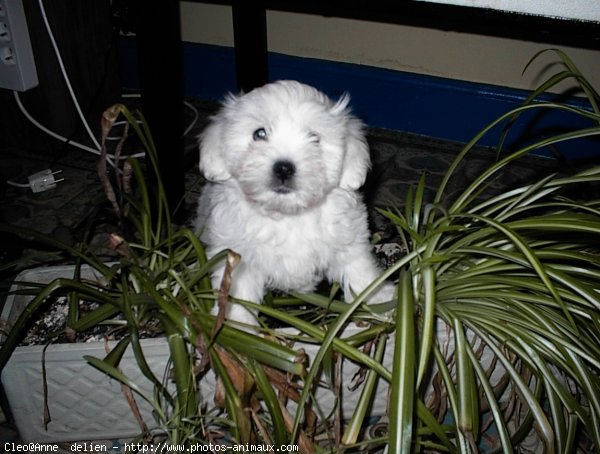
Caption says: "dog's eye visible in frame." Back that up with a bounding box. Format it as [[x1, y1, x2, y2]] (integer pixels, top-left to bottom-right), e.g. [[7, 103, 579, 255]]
[[253, 128, 268, 141], [308, 131, 321, 144]]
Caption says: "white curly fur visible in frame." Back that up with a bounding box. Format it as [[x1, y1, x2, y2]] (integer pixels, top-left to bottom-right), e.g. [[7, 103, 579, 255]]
[[195, 80, 394, 326]]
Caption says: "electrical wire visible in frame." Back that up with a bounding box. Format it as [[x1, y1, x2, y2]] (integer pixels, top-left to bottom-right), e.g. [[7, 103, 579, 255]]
[[9, 0, 200, 185], [117, 93, 200, 138], [13, 91, 106, 159], [14, 90, 199, 153], [183, 101, 200, 137], [37, 0, 101, 152], [6, 180, 30, 189]]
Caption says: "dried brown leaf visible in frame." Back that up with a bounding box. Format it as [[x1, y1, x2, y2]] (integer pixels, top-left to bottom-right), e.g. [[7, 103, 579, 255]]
[[211, 250, 241, 342], [279, 401, 316, 454]]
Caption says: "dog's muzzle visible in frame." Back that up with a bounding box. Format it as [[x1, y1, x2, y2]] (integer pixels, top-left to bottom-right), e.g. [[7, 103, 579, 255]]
[[271, 160, 296, 194]]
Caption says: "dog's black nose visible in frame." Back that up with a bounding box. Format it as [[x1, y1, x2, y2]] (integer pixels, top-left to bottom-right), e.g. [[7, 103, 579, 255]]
[[272, 160, 296, 183]]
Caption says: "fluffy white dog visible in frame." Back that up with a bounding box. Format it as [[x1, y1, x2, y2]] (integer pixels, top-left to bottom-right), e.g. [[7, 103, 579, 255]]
[[195, 80, 394, 326]]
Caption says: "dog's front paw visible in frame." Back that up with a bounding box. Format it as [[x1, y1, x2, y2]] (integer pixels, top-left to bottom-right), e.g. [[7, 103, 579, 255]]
[[229, 304, 259, 327]]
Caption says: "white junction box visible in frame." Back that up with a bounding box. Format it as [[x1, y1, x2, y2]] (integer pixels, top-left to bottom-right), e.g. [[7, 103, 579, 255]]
[[0, 0, 38, 91]]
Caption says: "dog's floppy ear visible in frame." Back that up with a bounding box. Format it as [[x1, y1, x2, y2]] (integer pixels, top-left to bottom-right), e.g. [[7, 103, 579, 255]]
[[198, 114, 231, 182], [334, 95, 371, 190]]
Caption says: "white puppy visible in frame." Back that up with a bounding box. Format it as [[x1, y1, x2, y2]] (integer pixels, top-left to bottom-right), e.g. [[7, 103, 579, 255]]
[[195, 80, 394, 326]]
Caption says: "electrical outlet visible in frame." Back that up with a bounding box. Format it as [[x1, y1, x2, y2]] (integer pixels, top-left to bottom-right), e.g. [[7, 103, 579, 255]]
[[0, 21, 11, 41], [0, 0, 38, 91], [0, 44, 14, 64]]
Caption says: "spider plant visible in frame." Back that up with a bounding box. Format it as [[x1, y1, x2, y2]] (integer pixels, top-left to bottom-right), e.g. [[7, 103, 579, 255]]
[[237, 48, 600, 452], [362, 48, 600, 452]]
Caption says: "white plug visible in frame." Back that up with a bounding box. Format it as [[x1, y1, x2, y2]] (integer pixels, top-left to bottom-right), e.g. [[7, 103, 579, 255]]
[[27, 169, 64, 193]]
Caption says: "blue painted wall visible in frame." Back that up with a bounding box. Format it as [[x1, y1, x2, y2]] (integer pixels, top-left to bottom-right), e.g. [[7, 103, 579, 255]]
[[119, 37, 599, 161]]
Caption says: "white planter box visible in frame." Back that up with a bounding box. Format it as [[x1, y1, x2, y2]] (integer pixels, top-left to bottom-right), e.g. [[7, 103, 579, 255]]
[[0, 265, 393, 443], [0, 266, 174, 443]]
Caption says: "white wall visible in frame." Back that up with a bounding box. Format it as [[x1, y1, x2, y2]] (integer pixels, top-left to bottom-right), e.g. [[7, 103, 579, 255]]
[[180, 3, 600, 93], [416, 0, 600, 22]]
